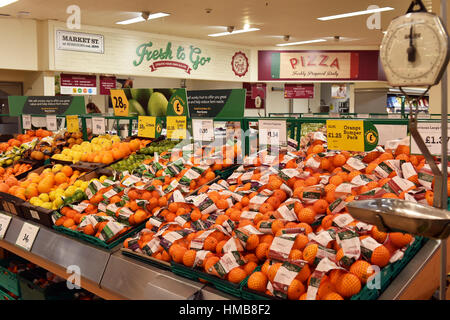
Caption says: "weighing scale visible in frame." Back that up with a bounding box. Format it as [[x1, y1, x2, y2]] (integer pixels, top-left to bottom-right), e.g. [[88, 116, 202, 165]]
[[348, 0, 450, 300]]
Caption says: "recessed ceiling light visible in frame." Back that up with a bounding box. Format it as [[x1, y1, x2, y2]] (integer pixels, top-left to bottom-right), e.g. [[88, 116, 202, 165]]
[[116, 12, 169, 25], [0, 0, 18, 8], [208, 27, 259, 37], [317, 7, 394, 21], [276, 39, 326, 46]]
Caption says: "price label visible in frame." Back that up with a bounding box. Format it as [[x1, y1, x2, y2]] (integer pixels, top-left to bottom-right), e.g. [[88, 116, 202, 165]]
[[192, 119, 214, 142], [258, 120, 287, 147], [388, 114, 402, 119], [110, 89, 129, 117], [357, 114, 369, 118], [166, 116, 187, 140], [0, 213, 12, 239], [327, 120, 378, 152], [16, 222, 39, 251], [138, 116, 156, 138], [22, 114, 32, 129], [411, 122, 450, 155], [92, 117, 106, 135], [46, 115, 57, 131], [66, 115, 79, 133]]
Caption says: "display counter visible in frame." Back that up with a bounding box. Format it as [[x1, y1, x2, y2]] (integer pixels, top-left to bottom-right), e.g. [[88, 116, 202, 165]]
[[0, 212, 446, 300]]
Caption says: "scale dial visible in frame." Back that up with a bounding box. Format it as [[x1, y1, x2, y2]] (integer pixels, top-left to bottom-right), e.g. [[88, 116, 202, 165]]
[[380, 12, 450, 86]]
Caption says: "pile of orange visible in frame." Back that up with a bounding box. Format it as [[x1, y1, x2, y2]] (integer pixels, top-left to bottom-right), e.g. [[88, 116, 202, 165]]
[[80, 139, 149, 164], [122, 139, 426, 300], [0, 163, 32, 189], [0, 130, 50, 153]]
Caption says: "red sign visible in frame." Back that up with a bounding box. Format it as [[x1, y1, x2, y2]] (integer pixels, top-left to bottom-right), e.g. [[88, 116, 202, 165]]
[[284, 84, 314, 99], [149, 61, 192, 74], [60, 73, 97, 95], [100, 76, 116, 95], [243, 83, 265, 109]]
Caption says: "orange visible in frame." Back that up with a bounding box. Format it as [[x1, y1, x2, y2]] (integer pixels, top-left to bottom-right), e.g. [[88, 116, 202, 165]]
[[255, 242, 270, 261], [297, 223, 313, 234], [271, 220, 284, 235], [299, 293, 307, 300], [333, 154, 346, 167], [370, 245, 391, 267], [54, 172, 68, 185], [37, 178, 53, 194], [228, 267, 247, 283], [336, 273, 361, 298], [303, 244, 318, 265], [102, 152, 114, 164], [261, 260, 271, 276], [329, 269, 346, 286], [297, 207, 315, 224], [61, 166, 73, 177], [371, 226, 387, 243], [292, 234, 309, 251], [170, 244, 187, 264], [182, 249, 197, 267], [243, 261, 258, 275], [63, 218, 75, 228], [247, 271, 268, 292], [287, 279, 305, 300], [317, 279, 336, 299], [323, 292, 344, 300], [389, 232, 413, 248], [296, 264, 311, 283], [246, 234, 260, 251], [312, 199, 328, 215], [289, 249, 303, 260], [329, 175, 343, 186], [267, 262, 282, 282], [350, 260, 375, 284], [204, 236, 218, 252]]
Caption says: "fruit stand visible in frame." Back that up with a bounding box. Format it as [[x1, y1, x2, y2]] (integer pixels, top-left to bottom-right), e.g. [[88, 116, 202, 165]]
[[0, 111, 448, 300]]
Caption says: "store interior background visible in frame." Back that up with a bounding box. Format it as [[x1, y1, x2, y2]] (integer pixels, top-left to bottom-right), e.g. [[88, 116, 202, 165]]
[[0, 0, 445, 128]]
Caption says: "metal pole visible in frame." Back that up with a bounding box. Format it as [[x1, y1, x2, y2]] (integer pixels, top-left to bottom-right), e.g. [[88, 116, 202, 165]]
[[440, 0, 448, 301]]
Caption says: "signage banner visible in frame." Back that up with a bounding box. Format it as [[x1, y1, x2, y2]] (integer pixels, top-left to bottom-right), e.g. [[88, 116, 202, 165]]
[[258, 50, 384, 81], [410, 122, 450, 156], [8, 96, 86, 116], [187, 89, 245, 118], [56, 30, 104, 54], [326, 120, 378, 152], [243, 83, 266, 109], [100, 76, 116, 95], [138, 116, 163, 139], [110, 88, 188, 117], [284, 84, 314, 99], [60, 73, 97, 95]]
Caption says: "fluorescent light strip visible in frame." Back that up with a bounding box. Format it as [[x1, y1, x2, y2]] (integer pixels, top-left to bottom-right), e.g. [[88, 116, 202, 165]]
[[208, 28, 260, 37], [317, 7, 394, 21], [0, 0, 18, 8], [276, 39, 326, 46], [116, 12, 170, 25]]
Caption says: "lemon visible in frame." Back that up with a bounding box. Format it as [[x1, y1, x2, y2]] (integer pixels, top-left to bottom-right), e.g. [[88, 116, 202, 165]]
[[34, 199, 44, 207], [41, 202, 53, 210], [74, 180, 83, 187], [52, 164, 63, 173], [81, 182, 89, 190], [64, 186, 77, 197], [99, 175, 107, 182], [30, 197, 39, 206], [39, 193, 50, 202], [49, 191, 57, 201], [53, 198, 63, 208]]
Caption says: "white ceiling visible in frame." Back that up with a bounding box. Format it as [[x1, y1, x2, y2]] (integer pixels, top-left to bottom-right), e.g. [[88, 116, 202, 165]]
[[0, 0, 435, 47]]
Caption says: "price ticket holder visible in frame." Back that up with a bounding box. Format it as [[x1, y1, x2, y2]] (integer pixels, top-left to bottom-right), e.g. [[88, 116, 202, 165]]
[[357, 0, 450, 300]]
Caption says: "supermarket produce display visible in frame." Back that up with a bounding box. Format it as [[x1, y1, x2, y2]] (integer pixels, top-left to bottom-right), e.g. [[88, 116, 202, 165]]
[[0, 114, 446, 301]]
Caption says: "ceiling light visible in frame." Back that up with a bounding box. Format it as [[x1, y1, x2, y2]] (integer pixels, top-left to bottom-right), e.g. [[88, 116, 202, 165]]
[[116, 12, 169, 25], [208, 27, 260, 37], [317, 7, 394, 21], [243, 23, 250, 30], [276, 39, 326, 46], [0, 0, 18, 8]]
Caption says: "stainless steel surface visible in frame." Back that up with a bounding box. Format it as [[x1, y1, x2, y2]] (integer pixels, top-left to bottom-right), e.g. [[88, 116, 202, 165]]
[[347, 199, 450, 239], [2, 213, 110, 284], [379, 239, 441, 300], [199, 286, 239, 300], [100, 250, 204, 300]]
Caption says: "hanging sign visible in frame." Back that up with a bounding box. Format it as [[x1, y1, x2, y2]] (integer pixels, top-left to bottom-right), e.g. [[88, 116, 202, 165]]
[[8, 96, 86, 116], [22, 114, 32, 129], [100, 76, 116, 95], [60, 73, 97, 95], [15, 222, 40, 251], [167, 116, 187, 140], [284, 84, 314, 99], [187, 89, 245, 118], [410, 122, 450, 156], [66, 115, 80, 133], [326, 120, 378, 152], [92, 117, 106, 135], [192, 119, 214, 142], [110, 89, 130, 117], [138, 116, 163, 139], [46, 115, 57, 131]]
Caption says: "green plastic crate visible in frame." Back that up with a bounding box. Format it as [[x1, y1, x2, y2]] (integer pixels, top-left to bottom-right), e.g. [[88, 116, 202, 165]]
[[0, 286, 17, 300], [171, 262, 244, 298], [0, 259, 21, 297], [53, 222, 145, 250]]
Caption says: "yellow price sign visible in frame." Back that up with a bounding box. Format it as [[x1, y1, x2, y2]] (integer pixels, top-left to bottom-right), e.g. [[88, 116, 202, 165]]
[[66, 115, 79, 133], [110, 89, 129, 117], [166, 116, 187, 140], [326, 120, 365, 152], [138, 116, 156, 138]]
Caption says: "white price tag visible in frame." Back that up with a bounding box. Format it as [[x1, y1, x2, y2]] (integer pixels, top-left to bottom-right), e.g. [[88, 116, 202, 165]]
[[258, 120, 287, 147], [46, 115, 57, 131], [357, 114, 369, 118], [0, 213, 12, 239], [388, 114, 402, 119], [22, 114, 32, 129], [410, 122, 450, 156], [192, 119, 214, 142], [92, 117, 106, 135], [16, 222, 39, 251]]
